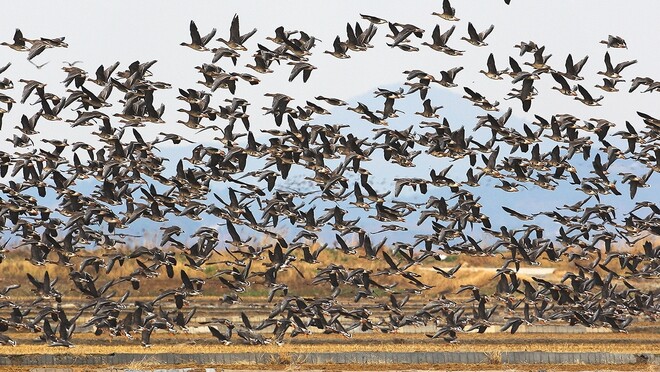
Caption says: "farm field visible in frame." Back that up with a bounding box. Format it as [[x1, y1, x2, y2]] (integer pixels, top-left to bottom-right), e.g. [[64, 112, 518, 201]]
[[1, 331, 659, 355]]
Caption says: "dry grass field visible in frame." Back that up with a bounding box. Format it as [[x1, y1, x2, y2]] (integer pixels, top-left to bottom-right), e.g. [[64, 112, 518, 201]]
[[0, 331, 658, 355], [0, 333, 658, 372], [0, 244, 498, 298], [1, 236, 657, 300], [1, 240, 658, 370]]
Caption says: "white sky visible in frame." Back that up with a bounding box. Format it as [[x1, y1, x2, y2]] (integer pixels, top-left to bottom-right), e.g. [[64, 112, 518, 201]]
[[1, 0, 658, 146]]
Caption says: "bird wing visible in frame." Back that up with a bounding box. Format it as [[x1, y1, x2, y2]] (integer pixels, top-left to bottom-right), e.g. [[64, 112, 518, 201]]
[[487, 53, 496, 73], [480, 25, 494, 40], [466, 22, 479, 40], [552, 72, 571, 90], [189, 20, 202, 45], [577, 84, 593, 100], [614, 59, 637, 73], [230, 14, 241, 42], [443, 0, 454, 15], [565, 54, 575, 74]]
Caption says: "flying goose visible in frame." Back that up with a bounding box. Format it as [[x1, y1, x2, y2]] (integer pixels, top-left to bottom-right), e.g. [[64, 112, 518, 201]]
[[432, 0, 459, 21], [461, 22, 494, 46], [598, 52, 637, 79], [436, 66, 463, 87], [480, 53, 508, 79], [514, 40, 538, 56], [287, 61, 317, 82], [524, 45, 552, 70], [324, 35, 350, 59], [1, 28, 28, 51], [415, 98, 443, 118], [575, 84, 604, 106], [551, 72, 577, 96], [217, 14, 257, 51], [595, 77, 624, 92], [422, 24, 463, 56], [560, 54, 589, 80], [180, 21, 216, 51], [600, 35, 627, 48], [360, 14, 387, 24]]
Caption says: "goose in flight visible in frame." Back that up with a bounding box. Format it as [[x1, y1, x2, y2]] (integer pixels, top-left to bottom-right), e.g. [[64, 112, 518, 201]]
[[560, 54, 589, 80], [575, 84, 604, 106], [480, 53, 508, 80], [432, 0, 459, 21], [180, 21, 216, 51], [217, 14, 257, 51], [1, 28, 28, 51], [461, 22, 494, 47], [600, 35, 627, 48], [598, 52, 637, 79], [422, 25, 463, 56]]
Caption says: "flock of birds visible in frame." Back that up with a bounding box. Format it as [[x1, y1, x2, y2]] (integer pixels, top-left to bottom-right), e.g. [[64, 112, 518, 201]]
[[0, 0, 658, 348]]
